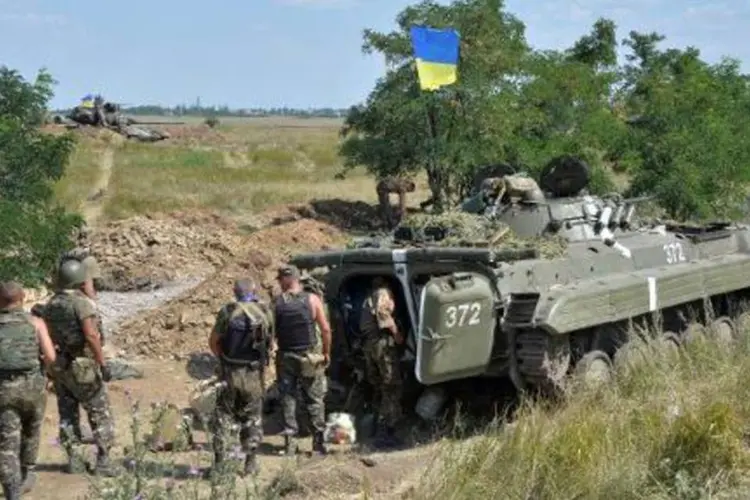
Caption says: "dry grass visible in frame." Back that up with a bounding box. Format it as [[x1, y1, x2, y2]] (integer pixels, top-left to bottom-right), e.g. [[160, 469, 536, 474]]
[[418, 332, 750, 500], [51, 118, 390, 220], [132, 115, 345, 128]]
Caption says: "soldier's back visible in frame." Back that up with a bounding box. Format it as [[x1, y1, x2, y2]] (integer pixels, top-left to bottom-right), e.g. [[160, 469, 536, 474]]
[[0, 309, 45, 412], [44, 291, 89, 353]]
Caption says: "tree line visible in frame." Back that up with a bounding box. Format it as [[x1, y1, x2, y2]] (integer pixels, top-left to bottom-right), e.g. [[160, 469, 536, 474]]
[[338, 0, 750, 219], [53, 104, 349, 119]]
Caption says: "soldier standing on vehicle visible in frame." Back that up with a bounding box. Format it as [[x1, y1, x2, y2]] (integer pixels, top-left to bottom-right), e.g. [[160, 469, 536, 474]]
[[0, 282, 56, 500], [376, 176, 416, 229], [360, 276, 404, 449], [208, 278, 274, 476], [273, 265, 331, 456], [42, 259, 118, 476]]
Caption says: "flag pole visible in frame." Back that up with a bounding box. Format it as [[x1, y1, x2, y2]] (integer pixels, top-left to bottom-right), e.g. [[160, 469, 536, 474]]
[[410, 24, 460, 213]]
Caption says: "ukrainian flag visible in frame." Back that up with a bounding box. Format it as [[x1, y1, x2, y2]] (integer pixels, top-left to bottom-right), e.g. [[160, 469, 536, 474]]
[[409, 25, 460, 91], [80, 94, 94, 108]]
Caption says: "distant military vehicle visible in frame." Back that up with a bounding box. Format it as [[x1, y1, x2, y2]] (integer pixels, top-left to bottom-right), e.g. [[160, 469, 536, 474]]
[[51, 94, 182, 142], [288, 155, 750, 421]]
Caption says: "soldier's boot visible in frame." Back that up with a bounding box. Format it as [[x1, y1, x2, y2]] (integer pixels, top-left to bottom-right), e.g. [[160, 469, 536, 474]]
[[283, 435, 298, 456], [2, 482, 21, 500], [243, 450, 259, 476], [94, 449, 121, 477], [312, 431, 328, 455], [20, 466, 37, 494]]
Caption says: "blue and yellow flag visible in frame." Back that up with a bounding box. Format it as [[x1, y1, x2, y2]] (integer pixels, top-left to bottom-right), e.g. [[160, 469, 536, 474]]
[[409, 25, 460, 91], [80, 94, 95, 108]]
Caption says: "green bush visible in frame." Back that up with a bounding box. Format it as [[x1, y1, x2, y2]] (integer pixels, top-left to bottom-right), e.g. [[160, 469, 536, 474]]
[[0, 66, 82, 286]]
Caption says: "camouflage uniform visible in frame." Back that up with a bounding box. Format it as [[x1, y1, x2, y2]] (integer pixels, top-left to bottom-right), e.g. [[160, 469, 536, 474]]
[[209, 299, 273, 474], [55, 252, 106, 444], [43, 289, 115, 474], [360, 285, 403, 443], [0, 306, 47, 500], [274, 291, 327, 454]]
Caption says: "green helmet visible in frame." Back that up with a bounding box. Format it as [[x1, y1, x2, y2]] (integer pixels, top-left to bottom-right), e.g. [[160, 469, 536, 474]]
[[58, 259, 87, 289]]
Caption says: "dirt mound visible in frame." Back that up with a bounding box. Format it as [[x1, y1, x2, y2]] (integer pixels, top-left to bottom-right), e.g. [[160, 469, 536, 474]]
[[299, 198, 386, 232], [88, 211, 247, 291], [115, 218, 346, 358]]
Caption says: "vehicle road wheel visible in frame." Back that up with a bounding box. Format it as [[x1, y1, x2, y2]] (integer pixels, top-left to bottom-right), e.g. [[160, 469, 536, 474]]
[[734, 311, 750, 338], [656, 331, 681, 354], [574, 350, 612, 388], [613, 341, 647, 370], [683, 322, 706, 344], [708, 316, 736, 345]]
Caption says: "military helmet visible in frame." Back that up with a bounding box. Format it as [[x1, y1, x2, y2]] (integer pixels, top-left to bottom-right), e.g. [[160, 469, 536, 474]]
[[57, 259, 87, 289]]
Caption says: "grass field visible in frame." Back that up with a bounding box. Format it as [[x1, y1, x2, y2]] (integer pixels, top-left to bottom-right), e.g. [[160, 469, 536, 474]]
[[52, 116, 410, 221]]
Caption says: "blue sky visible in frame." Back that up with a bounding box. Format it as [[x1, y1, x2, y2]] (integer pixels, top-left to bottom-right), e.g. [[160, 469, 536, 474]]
[[0, 0, 745, 109]]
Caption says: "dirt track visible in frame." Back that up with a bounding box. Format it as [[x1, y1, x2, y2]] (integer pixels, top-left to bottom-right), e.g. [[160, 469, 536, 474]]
[[80, 133, 124, 226]]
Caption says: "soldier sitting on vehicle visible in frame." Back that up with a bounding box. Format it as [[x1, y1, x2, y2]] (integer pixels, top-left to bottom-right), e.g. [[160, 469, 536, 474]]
[[463, 174, 545, 215]]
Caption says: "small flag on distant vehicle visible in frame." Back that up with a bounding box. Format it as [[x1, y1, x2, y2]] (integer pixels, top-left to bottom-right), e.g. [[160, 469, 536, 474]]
[[80, 94, 95, 108], [409, 25, 460, 90]]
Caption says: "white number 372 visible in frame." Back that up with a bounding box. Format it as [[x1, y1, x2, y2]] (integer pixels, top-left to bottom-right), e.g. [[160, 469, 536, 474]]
[[445, 302, 482, 328], [663, 242, 686, 264]]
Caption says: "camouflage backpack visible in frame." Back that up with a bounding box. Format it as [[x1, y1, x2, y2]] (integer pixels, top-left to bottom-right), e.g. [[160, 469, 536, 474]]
[[0, 309, 40, 371], [44, 292, 87, 353]]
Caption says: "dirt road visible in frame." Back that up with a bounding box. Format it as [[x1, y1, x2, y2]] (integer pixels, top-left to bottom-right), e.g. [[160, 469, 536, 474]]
[[80, 146, 114, 225], [27, 360, 431, 499]]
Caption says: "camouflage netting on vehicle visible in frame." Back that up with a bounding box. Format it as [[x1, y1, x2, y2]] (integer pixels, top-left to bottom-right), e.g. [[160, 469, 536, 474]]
[[393, 211, 568, 259]]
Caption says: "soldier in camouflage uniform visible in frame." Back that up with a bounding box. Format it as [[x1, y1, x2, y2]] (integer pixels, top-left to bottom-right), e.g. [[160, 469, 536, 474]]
[[376, 176, 416, 229], [53, 251, 106, 446], [0, 282, 57, 500], [208, 279, 274, 476], [273, 265, 332, 455], [360, 276, 404, 448], [42, 260, 118, 476]]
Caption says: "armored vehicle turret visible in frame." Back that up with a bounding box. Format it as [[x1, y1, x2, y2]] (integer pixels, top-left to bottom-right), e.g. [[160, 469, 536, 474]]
[[290, 156, 750, 420]]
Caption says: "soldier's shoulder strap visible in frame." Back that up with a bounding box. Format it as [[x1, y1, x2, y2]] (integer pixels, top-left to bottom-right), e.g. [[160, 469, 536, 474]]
[[235, 302, 269, 331]]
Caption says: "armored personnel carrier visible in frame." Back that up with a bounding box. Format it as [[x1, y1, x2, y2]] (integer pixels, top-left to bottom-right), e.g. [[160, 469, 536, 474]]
[[52, 95, 180, 142], [290, 156, 750, 419]]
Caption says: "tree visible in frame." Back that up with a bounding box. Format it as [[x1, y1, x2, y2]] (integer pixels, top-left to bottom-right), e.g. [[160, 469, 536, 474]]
[[620, 35, 750, 219], [345, 0, 750, 220], [340, 0, 531, 211], [0, 66, 82, 286], [341, 3, 628, 210], [506, 18, 622, 193]]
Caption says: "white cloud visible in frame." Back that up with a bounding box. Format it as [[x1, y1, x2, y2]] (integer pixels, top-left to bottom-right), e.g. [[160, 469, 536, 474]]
[[0, 12, 67, 26]]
